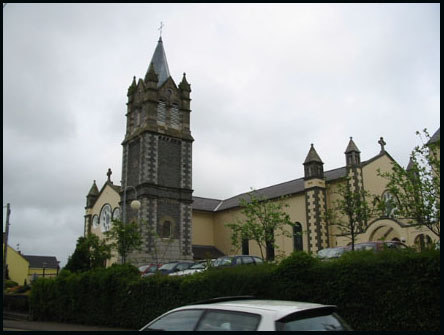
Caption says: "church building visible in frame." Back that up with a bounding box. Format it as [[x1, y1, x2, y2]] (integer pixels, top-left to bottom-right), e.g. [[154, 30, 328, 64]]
[[84, 37, 439, 266]]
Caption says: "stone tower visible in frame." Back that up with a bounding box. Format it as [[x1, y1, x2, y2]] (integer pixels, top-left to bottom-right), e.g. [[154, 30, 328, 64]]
[[303, 144, 328, 253], [121, 37, 194, 265], [344, 137, 365, 232]]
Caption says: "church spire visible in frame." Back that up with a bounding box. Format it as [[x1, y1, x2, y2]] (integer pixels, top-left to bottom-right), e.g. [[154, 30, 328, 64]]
[[146, 36, 171, 87]]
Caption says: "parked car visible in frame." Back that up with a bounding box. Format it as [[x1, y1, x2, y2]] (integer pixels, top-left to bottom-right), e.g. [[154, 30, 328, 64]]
[[139, 297, 351, 331], [213, 255, 264, 268], [348, 241, 408, 252], [169, 260, 215, 277], [140, 264, 162, 277], [155, 261, 194, 275], [317, 247, 348, 260]]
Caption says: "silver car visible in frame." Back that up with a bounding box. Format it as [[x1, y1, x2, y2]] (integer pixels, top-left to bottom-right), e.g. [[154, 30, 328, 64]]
[[139, 297, 351, 331]]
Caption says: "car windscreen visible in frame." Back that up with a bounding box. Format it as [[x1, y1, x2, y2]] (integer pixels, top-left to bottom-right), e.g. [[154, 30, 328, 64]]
[[195, 309, 261, 331], [275, 307, 351, 331], [214, 257, 232, 267], [318, 248, 344, 258], [159, 263, 178, 271], [141, 309, 204, 331]]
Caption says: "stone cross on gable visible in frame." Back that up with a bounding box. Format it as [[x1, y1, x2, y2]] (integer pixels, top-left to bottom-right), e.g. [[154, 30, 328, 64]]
[[378, 137, 386, 153]]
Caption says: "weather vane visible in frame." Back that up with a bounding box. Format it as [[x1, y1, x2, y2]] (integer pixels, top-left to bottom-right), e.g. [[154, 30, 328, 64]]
[[159, 21, 164, 38]]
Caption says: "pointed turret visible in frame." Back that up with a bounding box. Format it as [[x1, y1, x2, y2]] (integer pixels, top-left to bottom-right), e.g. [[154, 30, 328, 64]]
[[127, 76, 137, 97], [145, 62, 159, 86], [179, 72, 191, 93], [303, 144, 328, 253], [146, 37, 171, 87], [345, 137, 361, 167], [303, 144, 324, 179], [86, 180, 99, 209]]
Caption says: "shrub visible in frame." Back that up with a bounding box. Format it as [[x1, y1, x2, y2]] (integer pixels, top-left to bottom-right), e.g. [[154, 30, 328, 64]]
[[5, 279, 19, 288], [29, 250, 440, 331]]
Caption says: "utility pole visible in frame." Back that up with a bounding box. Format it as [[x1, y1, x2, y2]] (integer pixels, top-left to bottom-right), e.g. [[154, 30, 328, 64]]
[[3, 203, 11, 295]]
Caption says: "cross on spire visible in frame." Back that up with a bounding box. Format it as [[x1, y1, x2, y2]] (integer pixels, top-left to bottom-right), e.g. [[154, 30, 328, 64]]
[[378, 137, 386, 153], [158, 21, 164, 38]]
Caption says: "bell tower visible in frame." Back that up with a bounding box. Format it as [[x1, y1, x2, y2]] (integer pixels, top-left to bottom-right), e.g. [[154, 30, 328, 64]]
[[121, 37, 194, 265]]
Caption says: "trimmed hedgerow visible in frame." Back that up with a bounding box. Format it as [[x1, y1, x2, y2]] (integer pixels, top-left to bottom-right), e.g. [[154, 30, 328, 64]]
[[30, 250, 439, 331]]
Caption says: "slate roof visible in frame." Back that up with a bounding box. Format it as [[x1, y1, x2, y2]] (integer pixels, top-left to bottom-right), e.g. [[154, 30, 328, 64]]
[[427, 128, 440, 145], [148, 37, 171, 87], [87, 181, 99, 196], [192, 150, 398, 213], [345, 137, 360, 153], [303, 144, 323, 164], [192, 245, 225, 260], [192, 166, 348, 213], [192, 197, 222, 212], [23, 255, 59, 269]]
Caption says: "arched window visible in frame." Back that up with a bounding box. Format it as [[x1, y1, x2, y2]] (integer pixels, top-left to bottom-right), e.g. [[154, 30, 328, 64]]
[[382, 191, 399, 218], [293, 222, 303, 251], [414, 234, 432, 251], [160, 220, 172, 239], [157, 101, 166, 125], [170, 104, 182, 130]]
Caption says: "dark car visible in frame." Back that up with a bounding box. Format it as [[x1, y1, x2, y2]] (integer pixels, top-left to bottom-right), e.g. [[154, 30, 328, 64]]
[[157, 261, 194, 275], [213, 255, 264, 268], [348, 241, 408, 252]]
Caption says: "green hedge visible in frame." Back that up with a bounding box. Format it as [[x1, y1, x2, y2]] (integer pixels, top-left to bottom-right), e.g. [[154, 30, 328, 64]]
[[30, 250, 440, 331]]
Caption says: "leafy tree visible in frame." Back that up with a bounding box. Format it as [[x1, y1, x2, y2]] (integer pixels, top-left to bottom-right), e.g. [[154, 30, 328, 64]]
[[104, 219, 143, 264], [64, 234, 111, 272], [226, 191, 294, 261], [325, 178, 374, 251], [377, 129, 440, 238]]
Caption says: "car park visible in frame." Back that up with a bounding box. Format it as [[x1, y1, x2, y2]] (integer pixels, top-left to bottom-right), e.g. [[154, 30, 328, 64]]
[[139, 263, 162, 276], [213, 255, 264, 268], [169, 260, 215, 277], [317, 247, 348, 260], [156, 261, 194, 275], [139, 297, 351, 331], [141, 264, 162, 277], [348, 241, 408, 252]]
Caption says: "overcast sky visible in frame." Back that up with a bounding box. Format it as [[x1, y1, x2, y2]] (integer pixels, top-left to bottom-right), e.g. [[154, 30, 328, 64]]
[[3, 3, 440, 267]]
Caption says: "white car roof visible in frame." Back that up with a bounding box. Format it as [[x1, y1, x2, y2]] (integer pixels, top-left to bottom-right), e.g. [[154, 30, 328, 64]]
[[170, 299, 334, 320]]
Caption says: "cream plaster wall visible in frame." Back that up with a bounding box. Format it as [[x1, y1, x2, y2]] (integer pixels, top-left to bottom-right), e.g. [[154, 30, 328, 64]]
[[192, 211, 215, 246], [89, 184, 121, 265], [213, 208, 243, 256], [206, 194, 308, 259], [361, 154, 393, 199]]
